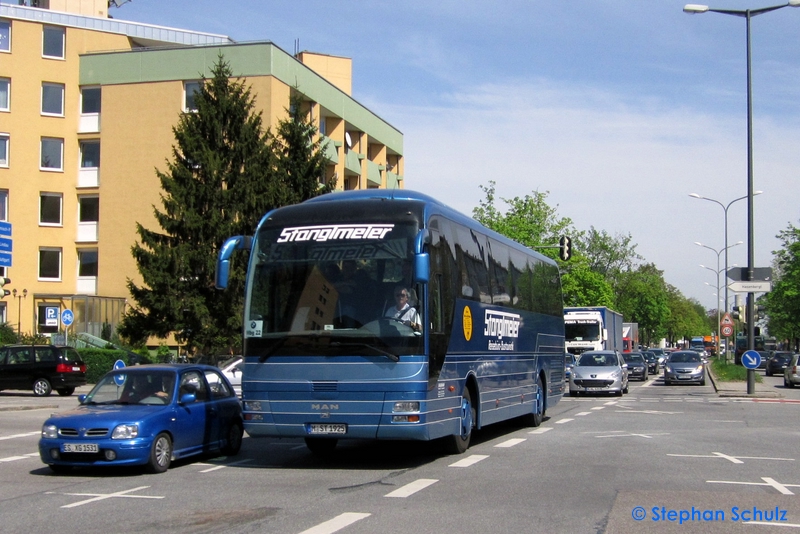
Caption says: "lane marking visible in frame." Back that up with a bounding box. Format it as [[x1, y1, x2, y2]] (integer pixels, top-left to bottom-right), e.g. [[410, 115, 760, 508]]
[[0, 432, 39, 441], [449, 454, 488, 468], [707, 477, 799, 495], [0, 452, 40, 462], [555, 418, 574, 424], [299, 512, 371, 534], [385, 478, 437, 498], [615, 410, 683, 415], [199, 459, 253, 473], [590, 406, 604, 411], [595, 432, 669, 439], [575, 412, 592, 416], [495, 438, 526, 448], [528, 427, 552, 435], [47, 486, 164, 508]]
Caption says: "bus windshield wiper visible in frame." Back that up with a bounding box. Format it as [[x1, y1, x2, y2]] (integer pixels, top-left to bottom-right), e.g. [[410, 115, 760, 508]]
[[330, 342, 400, 362]]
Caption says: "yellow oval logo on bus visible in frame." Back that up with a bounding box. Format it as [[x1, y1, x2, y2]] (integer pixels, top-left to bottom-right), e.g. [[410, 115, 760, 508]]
[[463, 306, 473, 341]]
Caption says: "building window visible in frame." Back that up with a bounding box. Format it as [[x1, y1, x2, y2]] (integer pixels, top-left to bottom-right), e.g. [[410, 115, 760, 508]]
[[39, 248, 62, 280], [78, 249, 98, 277], [39, 193, 62, 226], [80, 140, 100, 168], [0, 20, 10, 53], [0, 190, 7, 221], [184, 81, 201, 111], [40, 137, 63, 170], [81, 87, 100, 114], [0, 78, 8, 111], [42, 26, 65, 59], [79, 196, 99, 222], [41, 82, 64, 116], [0, 134, 7, 167]]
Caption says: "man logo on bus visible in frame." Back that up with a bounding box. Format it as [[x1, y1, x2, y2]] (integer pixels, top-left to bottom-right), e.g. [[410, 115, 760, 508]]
[[463, 306, 473, 341]]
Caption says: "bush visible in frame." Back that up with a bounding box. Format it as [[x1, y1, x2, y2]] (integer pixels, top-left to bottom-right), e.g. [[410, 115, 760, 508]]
[[0, 323, 17, 345], [77, 348, 153, 384]]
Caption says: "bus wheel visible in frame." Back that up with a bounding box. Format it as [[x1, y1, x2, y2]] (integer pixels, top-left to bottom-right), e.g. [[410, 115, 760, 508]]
[[305, 438, 338, 455], [446, 388, 475, 454], [521, 376, 544, 427]]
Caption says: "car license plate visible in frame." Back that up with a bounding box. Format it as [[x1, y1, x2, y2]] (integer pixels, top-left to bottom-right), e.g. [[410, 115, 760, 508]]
[[585, 387, 603, 392], [308, 424, 347, 435], [62, 443, 98, 453]]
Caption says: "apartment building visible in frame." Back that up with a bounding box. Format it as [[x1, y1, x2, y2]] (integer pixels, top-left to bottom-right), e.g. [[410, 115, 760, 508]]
[[0, 1, 404, 340]]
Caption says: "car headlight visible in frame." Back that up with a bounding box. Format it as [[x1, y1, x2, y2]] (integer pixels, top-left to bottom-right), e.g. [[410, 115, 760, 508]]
[[693, 366, 704, 373], [111, 424, 139, 439], [42, 424, 58, 439], [611, 370, 621, 379]]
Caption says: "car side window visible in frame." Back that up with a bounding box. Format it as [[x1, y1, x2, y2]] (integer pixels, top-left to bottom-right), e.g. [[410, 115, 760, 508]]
[[35, 348, 56, 363], [179, 370, 208, 402], [0, 348, 6, 365], [205, 369, 233, 399], [9, 348, 31, 365]]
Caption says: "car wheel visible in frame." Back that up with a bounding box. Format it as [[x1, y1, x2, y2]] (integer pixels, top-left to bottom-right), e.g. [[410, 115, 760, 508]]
[[569, 390, 578, 397], [147, 433, 172, 473], [766, 369, 772, 376], [700, 378, 706, 386], [56, 387, 75, 396], [622, 384, 629, 394], [304, 437, 338, 455], [664, 379, 671, 386], [788, 379, 796, 389], [32, 378, 52, 397], [615, 389, 623, 397], [222, 421, 243, 455], [446, 387, 475, 454]]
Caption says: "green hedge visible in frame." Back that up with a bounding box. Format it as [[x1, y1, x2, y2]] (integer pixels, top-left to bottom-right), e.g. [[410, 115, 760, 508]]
[[77, 348, 153, 384]]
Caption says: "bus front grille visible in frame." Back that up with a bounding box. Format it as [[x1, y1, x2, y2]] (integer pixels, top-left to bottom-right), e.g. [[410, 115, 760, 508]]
[[312, 381, 338, 392]]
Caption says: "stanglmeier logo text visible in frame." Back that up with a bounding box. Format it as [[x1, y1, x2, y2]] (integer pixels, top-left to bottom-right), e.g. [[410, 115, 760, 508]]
[[277, 224, 394, 243], [484, 310, 520, 351]]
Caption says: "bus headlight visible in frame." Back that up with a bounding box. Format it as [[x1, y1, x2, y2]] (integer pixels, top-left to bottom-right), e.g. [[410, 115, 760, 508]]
[[244, 401, 262, 411], [393, 402, 420, 413]]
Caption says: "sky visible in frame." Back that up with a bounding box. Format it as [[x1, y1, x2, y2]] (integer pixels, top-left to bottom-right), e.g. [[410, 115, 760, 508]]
[[108, 1, 800, 311]]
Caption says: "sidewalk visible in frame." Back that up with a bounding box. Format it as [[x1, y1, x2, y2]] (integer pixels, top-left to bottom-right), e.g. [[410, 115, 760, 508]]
[[707, 367, 782, 398]]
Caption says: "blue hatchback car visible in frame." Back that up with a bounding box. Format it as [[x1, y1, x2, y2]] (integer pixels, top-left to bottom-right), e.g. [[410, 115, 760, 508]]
[[39, 364, 243, 474]]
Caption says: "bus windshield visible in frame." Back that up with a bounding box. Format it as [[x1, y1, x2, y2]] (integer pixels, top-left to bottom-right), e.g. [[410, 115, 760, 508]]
[[244, 221, 423, 359]]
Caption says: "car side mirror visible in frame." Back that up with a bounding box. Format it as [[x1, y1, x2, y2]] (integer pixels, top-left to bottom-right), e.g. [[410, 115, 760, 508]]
[[180, 393, 197, 404], [77, 394, 87, 404]]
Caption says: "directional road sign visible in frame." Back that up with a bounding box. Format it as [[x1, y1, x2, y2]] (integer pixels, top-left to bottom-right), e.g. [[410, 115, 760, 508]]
[[727, 267, 772, 282], [113, 359, 126, 386], [728, 281, 772, 293], [0, 222, 10, 236], [741, 350, 761, 370], [61, 309, 74, 327], [0, 252, 10, 267]]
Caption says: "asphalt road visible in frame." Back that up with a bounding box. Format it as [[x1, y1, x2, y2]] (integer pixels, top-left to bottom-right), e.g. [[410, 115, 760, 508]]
[[2, 372, 800, 534]]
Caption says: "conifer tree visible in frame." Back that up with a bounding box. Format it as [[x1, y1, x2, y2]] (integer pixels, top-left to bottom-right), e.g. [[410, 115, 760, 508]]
[[119, 56, 279, 356]]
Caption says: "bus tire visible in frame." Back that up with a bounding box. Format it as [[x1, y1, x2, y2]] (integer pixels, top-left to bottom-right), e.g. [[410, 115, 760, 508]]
[[446, 387, 475, 454], [305, 438, 338, 455], [521, 376, 544, 427]]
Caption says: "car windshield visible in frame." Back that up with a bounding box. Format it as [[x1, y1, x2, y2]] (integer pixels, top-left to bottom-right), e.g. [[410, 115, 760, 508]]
[[85, 371, 176, 405], [669, 353, 701, 363], [623, 354, 644, 363], [576, 353, 618, 367]]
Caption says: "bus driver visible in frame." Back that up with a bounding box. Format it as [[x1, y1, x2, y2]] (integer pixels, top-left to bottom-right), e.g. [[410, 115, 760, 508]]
[[385, 286, 421, 332]]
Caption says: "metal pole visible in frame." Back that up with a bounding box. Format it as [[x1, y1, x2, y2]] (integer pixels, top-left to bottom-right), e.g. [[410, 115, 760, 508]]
[[745, 10, 756, 394]]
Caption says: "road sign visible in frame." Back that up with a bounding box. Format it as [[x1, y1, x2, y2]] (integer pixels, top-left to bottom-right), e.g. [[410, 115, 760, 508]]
[[0, 237, 11, 252], [721, 325, 734, 337], [61, 309, 74, 327], [0, 252, 10, 267], [727, 267, 772, 282], [721, 313, 734, 326], [113, 359, 126, 386], [741, 350, 761, 370], [728, 281, 772, 293], [45, 306, 59, 327], [0, 222, 10, 236]]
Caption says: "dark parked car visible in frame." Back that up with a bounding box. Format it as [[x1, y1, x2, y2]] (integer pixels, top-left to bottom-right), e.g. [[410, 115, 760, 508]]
[[766, 352, 794, 376], [39, 364, 243, 473], [622, 352, 648, 381], [642, 351, 659, 375], [0, 344, 86, 396]]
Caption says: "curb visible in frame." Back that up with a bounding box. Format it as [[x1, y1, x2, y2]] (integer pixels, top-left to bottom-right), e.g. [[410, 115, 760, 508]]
[[708, 364, 783, 399]]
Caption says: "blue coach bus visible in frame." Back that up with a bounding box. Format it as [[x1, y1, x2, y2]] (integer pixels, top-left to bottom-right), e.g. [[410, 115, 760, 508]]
[[215, 190, 565, 454]]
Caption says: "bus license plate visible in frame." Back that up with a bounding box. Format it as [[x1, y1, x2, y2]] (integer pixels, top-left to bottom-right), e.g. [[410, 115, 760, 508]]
[[309, 424, 347, 435], [62, 443, 98, 453]]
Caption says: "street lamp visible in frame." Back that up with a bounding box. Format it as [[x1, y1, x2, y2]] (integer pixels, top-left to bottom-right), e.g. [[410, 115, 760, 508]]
[[11, 288, 27, 334], [696, 240, 742, 358], [684, 1, 798, 393], [689, 193, 761, 357]]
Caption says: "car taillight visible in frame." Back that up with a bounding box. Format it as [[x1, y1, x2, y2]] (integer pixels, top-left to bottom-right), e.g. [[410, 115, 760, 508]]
[[56, 363, 71, 373]]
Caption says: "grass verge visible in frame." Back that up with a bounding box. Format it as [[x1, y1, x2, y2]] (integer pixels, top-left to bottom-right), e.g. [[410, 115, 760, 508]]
[[710, 358, 762, 383]]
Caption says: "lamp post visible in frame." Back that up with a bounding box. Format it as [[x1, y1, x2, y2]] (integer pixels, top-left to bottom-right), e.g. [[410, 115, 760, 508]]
[[684, 1, 798, 393], [689, 193, 760, 354], [696, 241, 742, 358], [11, 288, 27, 334]]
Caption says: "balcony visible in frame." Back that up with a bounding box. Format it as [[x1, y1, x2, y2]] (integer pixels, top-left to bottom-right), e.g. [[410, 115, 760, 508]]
[[78, 114, 100, 134], [77, 221, 98, 242], [78, 168, 99, 188], [321, 136, 340, 164], [386, 171, 403, 189], [366, 160, 383, 187], [76, 277, 97, 295], [345, 149, 363, 175]]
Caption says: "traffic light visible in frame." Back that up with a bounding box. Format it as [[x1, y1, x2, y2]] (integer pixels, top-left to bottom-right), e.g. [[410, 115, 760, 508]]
[[731, 304, 744, 321], [0, 277, 9, 299], [559, 236, 573, 261]]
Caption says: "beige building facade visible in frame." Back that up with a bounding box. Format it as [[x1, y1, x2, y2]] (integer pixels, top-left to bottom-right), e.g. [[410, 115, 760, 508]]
[[0, 2, 403, 343]]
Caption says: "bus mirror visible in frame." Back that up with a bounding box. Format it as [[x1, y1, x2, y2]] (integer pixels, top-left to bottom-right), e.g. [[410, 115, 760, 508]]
[[215, 236, 251, 289], [413, 253, 430, 283]]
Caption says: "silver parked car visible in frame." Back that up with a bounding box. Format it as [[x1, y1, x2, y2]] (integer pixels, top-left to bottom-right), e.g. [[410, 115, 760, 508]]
[[569, 350, 628, 397], [663, 350, 706, 386], [784, 354, 800, 388]]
